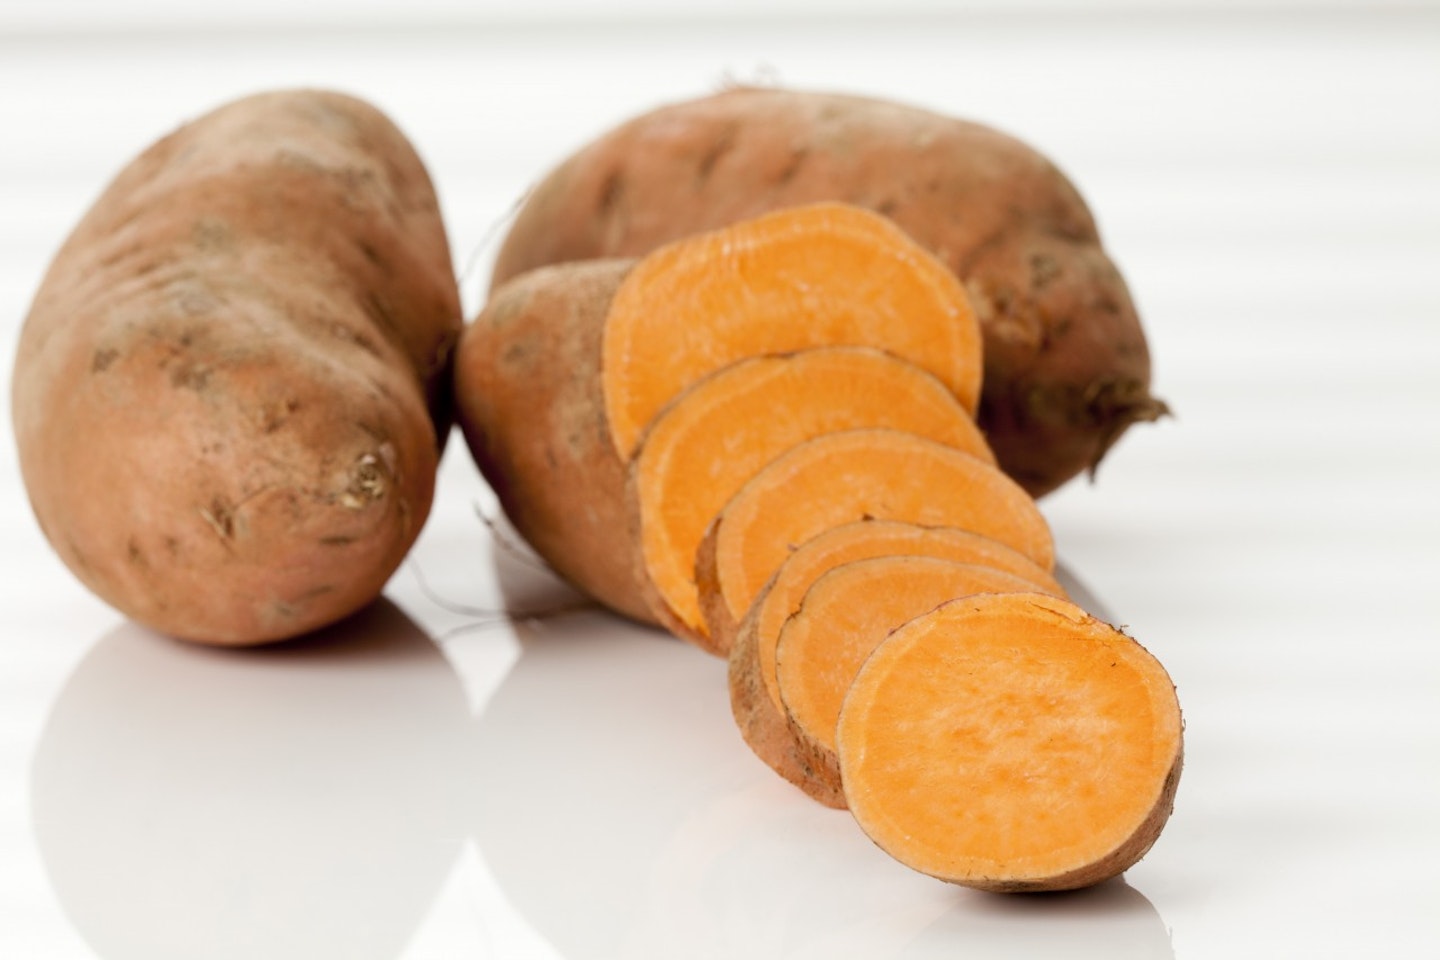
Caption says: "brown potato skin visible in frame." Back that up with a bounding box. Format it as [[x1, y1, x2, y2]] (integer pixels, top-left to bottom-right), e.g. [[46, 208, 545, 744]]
[[491, 86, 1165, 497], [454, 260, 658, 626], [12, 89, 462, 645], [728, 595, 847, 809]]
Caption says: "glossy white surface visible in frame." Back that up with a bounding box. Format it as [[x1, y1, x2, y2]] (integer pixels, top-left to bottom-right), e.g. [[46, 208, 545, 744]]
[[3, 4, 1439, 958]]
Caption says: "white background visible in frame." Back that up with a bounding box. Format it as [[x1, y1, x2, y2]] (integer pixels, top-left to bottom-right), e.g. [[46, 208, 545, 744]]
[[2, 2, 1438, 957]]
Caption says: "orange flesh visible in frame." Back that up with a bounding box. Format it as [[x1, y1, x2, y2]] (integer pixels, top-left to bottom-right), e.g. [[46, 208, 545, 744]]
[[837, 592, 1183, 888], [713, 428, 1055, 625], [633, 347, 993, 640], [602, 203, 983, 459], [776, 558, 1062, 755], [755, 521, 1064, 716]]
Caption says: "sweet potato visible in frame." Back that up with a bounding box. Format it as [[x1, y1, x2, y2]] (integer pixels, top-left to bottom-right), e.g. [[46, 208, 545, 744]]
[[600, 201, 981, 458], [837, 592, 1183, 892], [455, 259, 651, 623], [696, 428, 1056, 650], [773, 556, 1067, 803], [491, 86, 1166, 496], [632, 346, 992, 652], [11, 89, 462, 644], [454, 203, 984, 633], [729, 520, 1064, 806]]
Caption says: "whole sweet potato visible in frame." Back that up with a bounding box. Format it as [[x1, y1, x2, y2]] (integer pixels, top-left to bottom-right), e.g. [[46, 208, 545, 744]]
[[11, 89, 462, 644], [491, 86, 1166, 496]]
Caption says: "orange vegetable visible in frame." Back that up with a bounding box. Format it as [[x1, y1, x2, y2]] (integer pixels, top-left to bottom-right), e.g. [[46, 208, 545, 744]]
[[11, 90, 462, 644], [838, 592, 1183, 891], [696, 428, 1055, 650], [491, 86, 1166, 496], [773, 556, 1068, 802], [601, 201, 981, 457], [632, 347, 991, 651], [729, 522, 1065, 805], [455, 203, 984, 635]]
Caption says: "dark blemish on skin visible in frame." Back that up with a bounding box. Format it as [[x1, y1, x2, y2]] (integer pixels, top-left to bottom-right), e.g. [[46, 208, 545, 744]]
[[359, 240, 385, 268], [504, 339, 532, 365], [66, 538, 92, 574], [165, 537, 181, 557], [1030, 253, 1062, 291], [696, 129, 737, 183], [355, 421, 387, 442], [92, 348, 119, 372], [357, 296, 396, 344], [191, 217, 234, 251], [335, 317, 384, 357], [199, 497, 235, 542], [171, 364, 211, 391], [877, 198, 899, 218], [261, 398, 301, 434], [319, 535, 356, 547], [130, 258, 163, 281], [598, 169, 625, 218], [776, 148, 808, 186], [127, 538, 146, 568]]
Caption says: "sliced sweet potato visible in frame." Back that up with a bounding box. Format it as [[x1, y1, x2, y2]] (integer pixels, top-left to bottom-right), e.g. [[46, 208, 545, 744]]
[[729, 520, 1064, 806], [773, 556, 1067, 801], [602, 202, 982, 459], [631, 347, 992, 652], [455, 203, 983, 630], [838, 592, 1183, 892], [490, 86, 1166, 496], [696, 428, 1055, 649]]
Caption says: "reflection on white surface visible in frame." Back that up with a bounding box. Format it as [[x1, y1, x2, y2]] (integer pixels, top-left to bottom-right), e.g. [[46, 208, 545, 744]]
[[31, 600, 474, 960], [471, 610, 1173, 959], [25, 525, 1175, 960]]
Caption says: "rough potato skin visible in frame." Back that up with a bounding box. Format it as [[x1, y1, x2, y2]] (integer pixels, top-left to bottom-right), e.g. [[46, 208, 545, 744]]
[[454, 260, 657, 626], [12, 89, 463, 644], [728, 597, 847, 809], [491, 86, 1165, 496]]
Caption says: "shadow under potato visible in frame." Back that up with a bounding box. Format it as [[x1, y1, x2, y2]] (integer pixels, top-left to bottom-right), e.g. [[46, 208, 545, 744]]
[[30, 599, 474, 960]]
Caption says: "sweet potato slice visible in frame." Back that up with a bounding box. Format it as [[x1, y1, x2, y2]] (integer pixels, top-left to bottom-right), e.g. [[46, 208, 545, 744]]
[[729, 521, 1064, 805], [602, 202, 982, 458], [631, 347, 993, 652], [837, 592, 1184, 892], [696, 428, 1055, 648], [773, 556, 1066, 801]]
